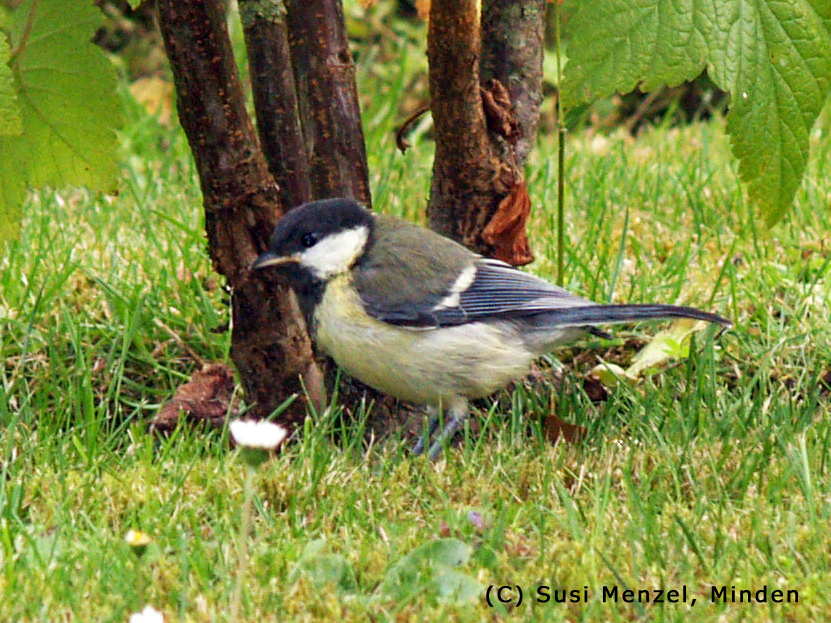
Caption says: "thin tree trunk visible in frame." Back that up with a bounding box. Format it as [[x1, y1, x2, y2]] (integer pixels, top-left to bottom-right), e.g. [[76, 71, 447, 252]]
[[480, 0, 546, 168], [285, 0, 371, 205], [427, 0, 534, 266], [156, 0, 321, 427], [240, 0, 313, 209], [427, 0, 510, 248]]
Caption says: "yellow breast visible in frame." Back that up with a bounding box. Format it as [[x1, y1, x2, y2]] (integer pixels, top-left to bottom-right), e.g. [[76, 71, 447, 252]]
[[313, 276, 535, 405]]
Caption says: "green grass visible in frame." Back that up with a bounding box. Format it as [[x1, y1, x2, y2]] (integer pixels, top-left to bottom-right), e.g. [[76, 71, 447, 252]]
[[3, 10, 831, 622]]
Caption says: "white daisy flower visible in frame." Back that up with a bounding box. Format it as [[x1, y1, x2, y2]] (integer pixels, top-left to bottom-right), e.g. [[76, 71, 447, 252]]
[[229, 419, 288, 449], [128, 605, 165, 623]]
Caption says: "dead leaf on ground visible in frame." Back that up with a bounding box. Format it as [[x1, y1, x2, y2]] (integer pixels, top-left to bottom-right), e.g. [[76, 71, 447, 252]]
[[543, 414, 587, 445], [482, 180, 534, 266], [582, 374, 609, 403], [590, 319, 709, 386], [150, 363, 240, 432]]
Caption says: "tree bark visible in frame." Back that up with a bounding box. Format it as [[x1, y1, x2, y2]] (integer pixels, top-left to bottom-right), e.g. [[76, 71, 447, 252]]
[[427, 0, 530, 264], [285, 0, 371, 205], [240, 0, 313, 209], [480, 0, 546, 168], [156, 0, 321, 427]]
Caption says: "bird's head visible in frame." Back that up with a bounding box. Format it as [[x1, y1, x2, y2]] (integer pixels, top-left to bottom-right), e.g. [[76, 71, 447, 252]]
[[252, 198, 374, 285]]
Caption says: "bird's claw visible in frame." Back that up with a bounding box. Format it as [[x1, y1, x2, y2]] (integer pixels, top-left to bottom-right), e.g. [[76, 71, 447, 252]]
[[411, 412, 467, 461]]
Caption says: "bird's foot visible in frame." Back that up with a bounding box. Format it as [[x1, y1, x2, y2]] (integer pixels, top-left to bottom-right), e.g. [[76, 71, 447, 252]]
[[411, 410, 468, 461], [411, 416, 440, 457], [426, 414, 467, 461]]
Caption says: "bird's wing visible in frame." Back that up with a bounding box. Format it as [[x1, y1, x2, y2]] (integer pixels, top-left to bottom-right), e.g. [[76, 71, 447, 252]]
[[353, 216, 732, 330], [360, 257, 596, 328]]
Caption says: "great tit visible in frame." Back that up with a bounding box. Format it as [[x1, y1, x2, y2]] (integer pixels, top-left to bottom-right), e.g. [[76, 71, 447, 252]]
[[252, 198, 731, 460]]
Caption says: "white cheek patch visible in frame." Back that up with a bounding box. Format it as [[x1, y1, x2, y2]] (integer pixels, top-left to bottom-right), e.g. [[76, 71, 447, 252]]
[[297, 226, 369, 279], [433, 264, 476, 310]]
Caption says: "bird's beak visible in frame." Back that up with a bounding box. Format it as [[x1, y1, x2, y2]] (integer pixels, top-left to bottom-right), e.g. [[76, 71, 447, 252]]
[[251, 251, 297, 270]]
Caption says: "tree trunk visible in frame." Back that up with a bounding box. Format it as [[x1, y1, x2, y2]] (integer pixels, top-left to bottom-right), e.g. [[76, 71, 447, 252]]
[[480, 0, 546, 168], [240, 0, 313, 209], [427, 0, 541, 266], [156, 0, 322, 427], [285, 0, 371, 205]]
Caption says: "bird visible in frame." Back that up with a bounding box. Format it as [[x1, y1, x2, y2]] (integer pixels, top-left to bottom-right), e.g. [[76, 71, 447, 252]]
[[252, 198, 731, 460]]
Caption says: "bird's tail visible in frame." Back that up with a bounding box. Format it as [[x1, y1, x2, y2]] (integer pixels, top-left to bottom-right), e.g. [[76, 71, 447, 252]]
[[548, 304, 732, 329]]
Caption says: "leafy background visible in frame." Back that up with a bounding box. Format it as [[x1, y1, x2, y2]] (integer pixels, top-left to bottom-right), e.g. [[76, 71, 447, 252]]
[[562, 0, 831, 224]]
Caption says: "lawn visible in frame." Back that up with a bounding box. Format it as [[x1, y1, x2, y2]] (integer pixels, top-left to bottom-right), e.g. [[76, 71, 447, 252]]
[[2, 10, 831, 623]]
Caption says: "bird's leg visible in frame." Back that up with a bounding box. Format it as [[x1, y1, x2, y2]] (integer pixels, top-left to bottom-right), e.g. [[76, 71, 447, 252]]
[[411, 405, 440, 456], [426, 399, 469, 461]]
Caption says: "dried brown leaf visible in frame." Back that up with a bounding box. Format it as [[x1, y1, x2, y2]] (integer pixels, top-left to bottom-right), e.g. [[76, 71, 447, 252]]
[[505, 532, 537, 559], [482, 180, 534, 266], [481, 79, 518, 142], [150, 363, 240, 432], [543, 414, 587, 445], [820, 370, 831, 396], [395, 103, 430, 154], [582, 374, 609, 403]]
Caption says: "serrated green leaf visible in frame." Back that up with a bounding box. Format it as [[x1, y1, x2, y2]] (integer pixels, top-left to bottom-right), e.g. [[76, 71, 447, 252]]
[[561, 0, 711, 102], [0, 0, 122, 243], [0, 37, 22, 136], [718, 1, 831, 224], [562, 0, 831, 225], [0, 33, 25, 241]]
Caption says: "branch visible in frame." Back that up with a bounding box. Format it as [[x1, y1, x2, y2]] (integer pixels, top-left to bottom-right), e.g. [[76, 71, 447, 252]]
[[480, 0, 546, 167], [285, 0, 371, 205], [240, 0, 313, 209]]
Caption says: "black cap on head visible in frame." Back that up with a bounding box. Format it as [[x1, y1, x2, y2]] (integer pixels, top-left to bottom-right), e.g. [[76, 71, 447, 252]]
[[266, 198, 374, 258]]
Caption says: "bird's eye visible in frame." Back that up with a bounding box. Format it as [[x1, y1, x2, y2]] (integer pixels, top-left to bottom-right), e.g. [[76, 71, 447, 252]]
[[301, 232, 319, 248]]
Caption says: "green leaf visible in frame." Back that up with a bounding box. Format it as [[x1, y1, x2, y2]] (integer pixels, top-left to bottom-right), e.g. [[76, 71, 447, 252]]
[[0, 142, 27, 242], [562, 0, 831, 225], [717, 2, 831, 224], [591, 319, 710, 384], [288, 539, 357, 593], [625, 318, 699, 378], [432, 567, 485, 605], [379, 538, 483, 605], [0, 35, 26, 242], [0, 37, 22, 136], [0, 0, 122, 242], [391, 537, 473, 569]]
